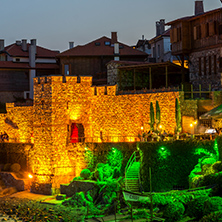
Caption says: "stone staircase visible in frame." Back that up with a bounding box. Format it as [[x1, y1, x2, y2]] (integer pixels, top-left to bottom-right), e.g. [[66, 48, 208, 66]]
[[125, 153, 141, 193]]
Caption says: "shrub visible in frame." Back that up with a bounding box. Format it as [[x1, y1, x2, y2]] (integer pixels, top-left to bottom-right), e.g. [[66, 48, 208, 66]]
[[203, 196, 222, 216], [200, 211, 222, 222], [80, 169, 91, 180], [212, 161, 222, 173], [3, 163, 11, 171], [162, 201, 185, 222], [10, 163, 21, 173], [186, 196, 209, 220]]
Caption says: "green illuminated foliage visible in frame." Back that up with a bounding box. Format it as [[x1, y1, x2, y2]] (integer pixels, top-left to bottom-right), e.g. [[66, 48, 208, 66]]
[[150, 102, 155, 131], [156, 100, 161, 128], [200, 211, 222, 222], [107, 148, 123, 178], [187, 196, 209, 220], [212, 161, 222, 173], [157, 147, 170, 159], [175, 98, 182, 133], [80, 169, 91, 180], [84, 149, 95, 171], [203, 196, 222, 216], [163, 201, 185, 222]]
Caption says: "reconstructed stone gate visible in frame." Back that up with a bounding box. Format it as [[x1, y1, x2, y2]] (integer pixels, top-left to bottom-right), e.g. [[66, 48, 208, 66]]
[[0, 75, 179, 189]]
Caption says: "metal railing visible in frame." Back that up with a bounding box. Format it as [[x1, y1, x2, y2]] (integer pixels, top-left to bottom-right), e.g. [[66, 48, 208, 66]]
[[125, 151, 141, 191], [70, 136, 140, 143], [181, 84, 212, 100]]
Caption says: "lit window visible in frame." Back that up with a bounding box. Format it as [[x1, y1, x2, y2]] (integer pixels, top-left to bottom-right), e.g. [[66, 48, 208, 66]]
[[104, 41, 110, 46], [64, 64, 69, 75]]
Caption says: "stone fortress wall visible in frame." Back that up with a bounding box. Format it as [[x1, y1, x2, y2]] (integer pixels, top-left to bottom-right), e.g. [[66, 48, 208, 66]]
[[0, 75, 179, 188]]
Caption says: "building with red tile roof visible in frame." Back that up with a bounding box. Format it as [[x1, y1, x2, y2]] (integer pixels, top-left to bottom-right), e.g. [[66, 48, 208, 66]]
[[57, 32, 148, 85], [0, 39, 59, 103]]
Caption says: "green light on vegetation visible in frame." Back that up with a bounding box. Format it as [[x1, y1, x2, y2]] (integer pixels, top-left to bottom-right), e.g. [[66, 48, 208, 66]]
[[158, 146, 170, 159], [214, 139, 219, 161]]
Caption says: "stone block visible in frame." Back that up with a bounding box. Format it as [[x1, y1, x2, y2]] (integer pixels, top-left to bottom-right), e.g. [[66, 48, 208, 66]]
[[0, 172, 25, 191], [30, 182, 52, 195], [56, 194, 66, 200], [60, 180, 98, 197]]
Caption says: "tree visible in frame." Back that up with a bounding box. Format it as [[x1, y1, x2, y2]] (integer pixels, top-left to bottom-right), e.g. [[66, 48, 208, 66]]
[[156, 101, 161, 129], [175, 98, 182, 133], [150, 102, 155, 131]]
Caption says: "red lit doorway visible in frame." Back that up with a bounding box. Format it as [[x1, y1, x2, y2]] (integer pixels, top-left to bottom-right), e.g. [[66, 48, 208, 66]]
[[70, 123, 85, 143], [70, 123, 78, 143]]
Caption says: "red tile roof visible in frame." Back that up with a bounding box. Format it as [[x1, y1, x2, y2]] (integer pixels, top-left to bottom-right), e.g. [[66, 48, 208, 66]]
[[166, 8, 221, 25], [4, 43, 59, 58], [58, 36, 148, 57], [149, 29, 170, 43], [107, 60, 148, 66], [0, 61, 59, 69]]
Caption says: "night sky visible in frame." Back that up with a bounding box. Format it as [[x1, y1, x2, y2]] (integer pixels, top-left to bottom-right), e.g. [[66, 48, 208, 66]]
[[1, 0, 221, 51]]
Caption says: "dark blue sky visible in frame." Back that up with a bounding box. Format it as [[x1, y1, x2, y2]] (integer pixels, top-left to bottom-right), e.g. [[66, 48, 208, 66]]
[[1, 0, 221, 52]]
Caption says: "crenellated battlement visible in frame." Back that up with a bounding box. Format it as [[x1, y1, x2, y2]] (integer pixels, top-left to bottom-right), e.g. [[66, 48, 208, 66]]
[[94, 85, 117, 96], [33, 75, 93, 85], [33, 75, 117, 96]]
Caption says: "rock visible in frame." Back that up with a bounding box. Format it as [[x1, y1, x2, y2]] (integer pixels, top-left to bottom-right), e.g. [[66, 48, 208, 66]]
[[0, 172, 24, 191], [56, 194, 66, 200], [60, 180, 98, 197]]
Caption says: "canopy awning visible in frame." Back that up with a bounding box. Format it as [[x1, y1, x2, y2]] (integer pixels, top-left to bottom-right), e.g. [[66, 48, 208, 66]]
[[199, 104, 222, 119]]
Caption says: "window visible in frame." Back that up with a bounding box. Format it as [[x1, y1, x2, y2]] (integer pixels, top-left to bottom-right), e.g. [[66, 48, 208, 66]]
[[153, 47, 156, 58], [199, 57, 202, 76], [214, 55, 217, 74], [206, 23, 209, 37], [177, 27, 182, 41], [15, 58, 20, 62], [194, 26, 201, 40], [219, 57, 222, 70], [197, 26, 201, 39], [104, 41, 110, 46], [64, 64, 69, 75], [95, 42, 100, 46], [157, 45, 160, 58], [204, 57, 206, 76], [214, 21, 217, 35], [219, 24, 222, 35], [209, 56, 211, 75], [209, 21, 215, 36]]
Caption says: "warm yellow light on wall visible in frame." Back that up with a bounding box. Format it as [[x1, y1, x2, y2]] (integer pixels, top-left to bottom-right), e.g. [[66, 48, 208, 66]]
[[190, 123, 193, 127], [28, 174, 33, 179], [69, 107, 81, 120]]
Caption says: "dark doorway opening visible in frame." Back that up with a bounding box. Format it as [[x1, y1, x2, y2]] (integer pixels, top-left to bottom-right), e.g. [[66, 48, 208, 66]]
[[70, 123, 85, 143]]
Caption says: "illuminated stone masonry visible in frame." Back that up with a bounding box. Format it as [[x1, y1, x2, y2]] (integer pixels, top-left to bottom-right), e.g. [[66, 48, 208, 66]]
[[0, 75, 180, 189]]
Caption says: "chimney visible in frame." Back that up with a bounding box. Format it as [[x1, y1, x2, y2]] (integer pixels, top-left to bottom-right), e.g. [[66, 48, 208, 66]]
[[111, 32, 117, 45], [22, 39, 27, 51], [156, 21, 160, 36], [69, 42, 74, 49], [159, 19, 165, 35], [29, 39, 37, 68], [114, 43, 119, 61], [195, 1, 204, 16], [30, 39, 37, 55], [0, 39, 4, 51], [16, 40, 21, 46]]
